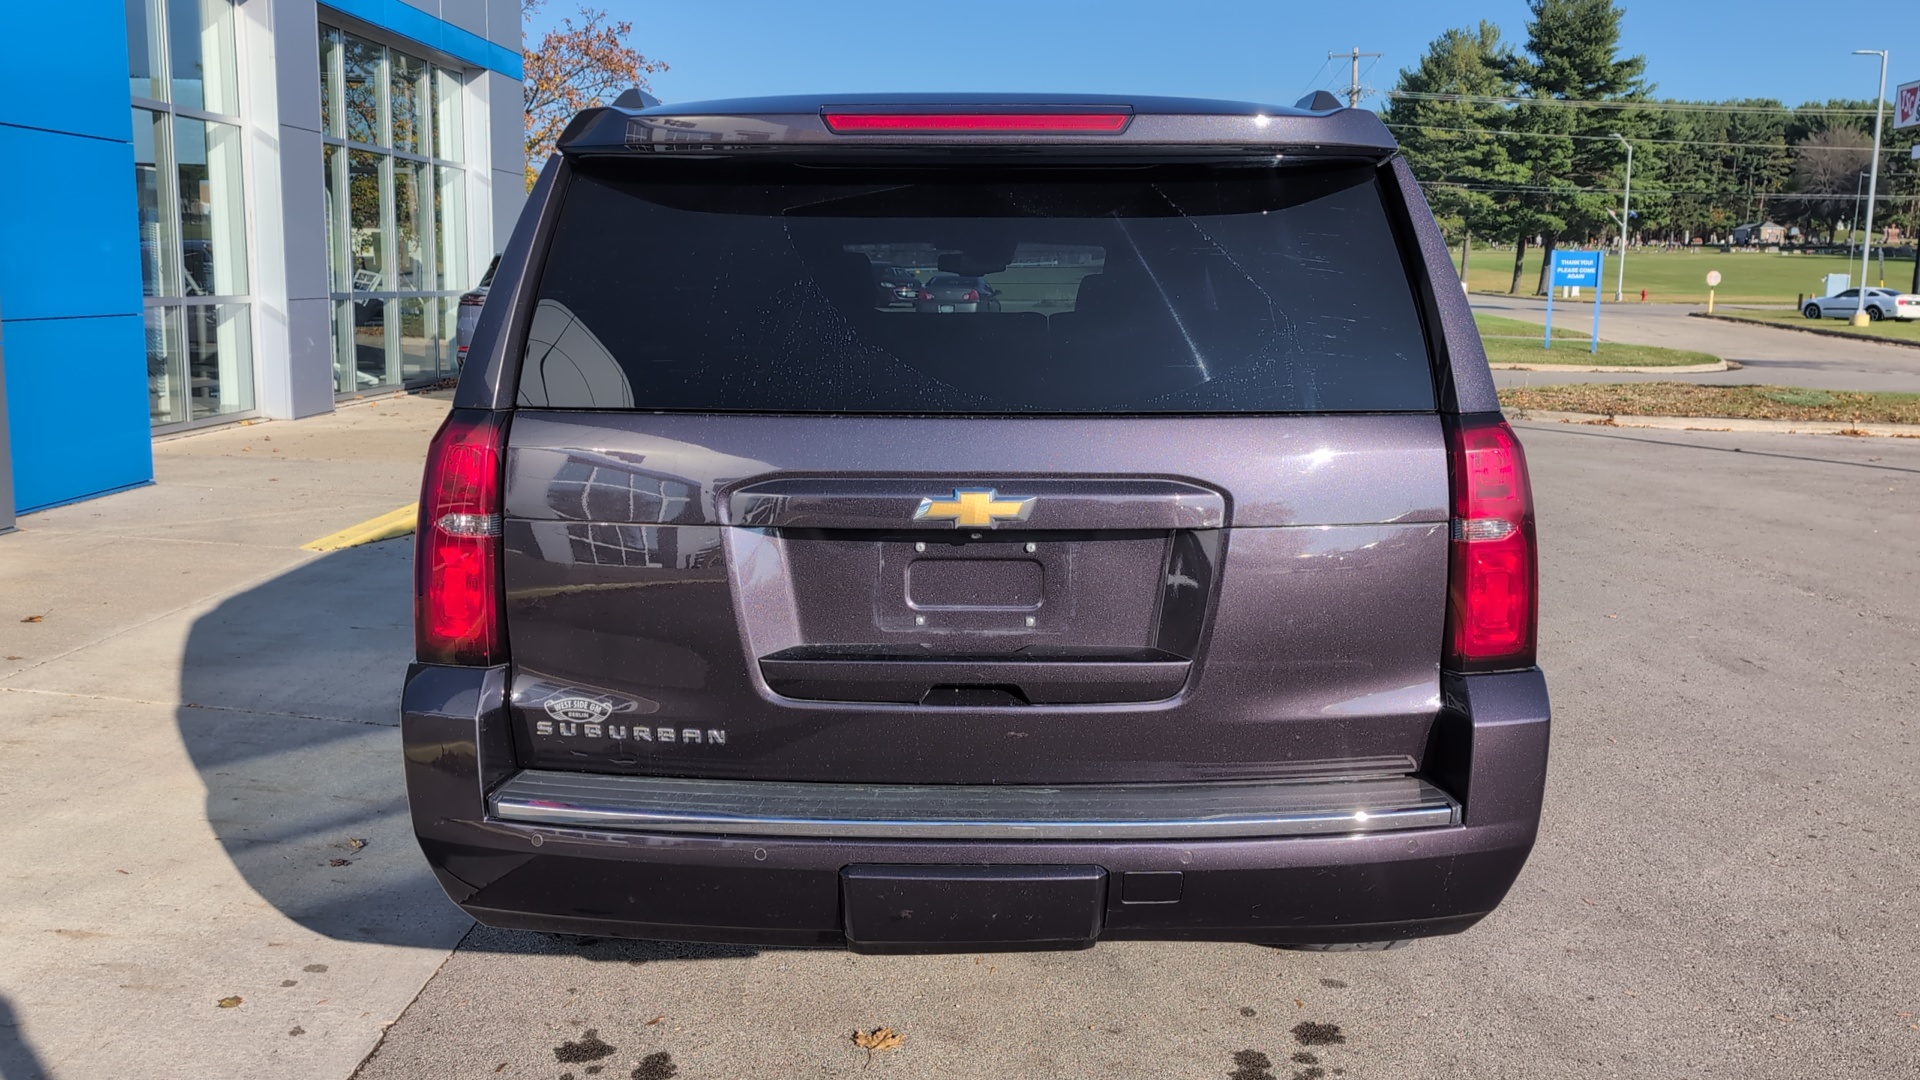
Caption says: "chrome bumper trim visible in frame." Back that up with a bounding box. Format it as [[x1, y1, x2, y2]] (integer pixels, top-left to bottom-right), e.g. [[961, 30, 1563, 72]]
[[487, 771, 1460, 840]]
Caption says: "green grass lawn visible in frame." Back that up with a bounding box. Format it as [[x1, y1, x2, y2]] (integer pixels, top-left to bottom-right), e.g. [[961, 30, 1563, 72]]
[[1472, 313, 1721, 367], [1455, 247, 1915, 306], [1500, 382, 1920, 424], [1706, 309, 1920, 344]]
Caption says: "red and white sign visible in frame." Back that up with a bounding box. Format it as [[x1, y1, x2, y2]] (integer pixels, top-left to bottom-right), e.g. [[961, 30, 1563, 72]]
[[1897, 80, 1920, 130]]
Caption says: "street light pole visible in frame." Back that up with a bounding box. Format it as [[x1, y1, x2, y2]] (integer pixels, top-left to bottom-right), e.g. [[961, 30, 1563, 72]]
[[1853, 49, 1889, 326], [1610, 133, 1632, 302]]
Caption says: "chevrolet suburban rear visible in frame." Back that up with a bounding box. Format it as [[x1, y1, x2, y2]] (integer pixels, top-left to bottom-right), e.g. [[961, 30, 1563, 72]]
[[401, 92, 1549, 953]]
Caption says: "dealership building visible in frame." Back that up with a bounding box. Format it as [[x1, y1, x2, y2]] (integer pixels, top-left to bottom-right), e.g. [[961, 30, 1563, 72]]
[[0, 0, 525, 527]]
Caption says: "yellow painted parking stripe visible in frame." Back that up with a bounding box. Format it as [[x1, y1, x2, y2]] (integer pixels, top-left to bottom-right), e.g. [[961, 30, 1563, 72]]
[[301, 503, 418, 552]]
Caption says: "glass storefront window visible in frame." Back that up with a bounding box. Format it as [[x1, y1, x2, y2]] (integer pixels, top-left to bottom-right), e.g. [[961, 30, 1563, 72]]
[[126, 0, 254, 431], [323, 144, 349, 293], [392, 53, 427, 155], [348, 149, 385, 288], [341, 33, 383, 146], [147, 306, 187, 425], [133, 108, 175, 297], [434, 166, 466, 292], [433, 68, 463, 162], [321, 24, 474, 393], [126, 0, 163, 100], [183, 304, 255, 418], [151, 304, 253, 423], [319, 28, 339, 138], [174, 117, 248, 296], [166, 0, 239, 113], [399, 297, 435, 382], [395, 158, 428, 292]]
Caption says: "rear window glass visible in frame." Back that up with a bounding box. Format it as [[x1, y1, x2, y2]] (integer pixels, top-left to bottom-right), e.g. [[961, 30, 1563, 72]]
[[518, 161, 1434, 413]]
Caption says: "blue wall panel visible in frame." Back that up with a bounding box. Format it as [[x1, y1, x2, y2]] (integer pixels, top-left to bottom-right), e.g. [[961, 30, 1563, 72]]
[[0, 126, 145, 323], [322, 0, 525, 78], [0, 1, 152, 514], [0, 0, 134, 143], [2, 316, 154, 514]]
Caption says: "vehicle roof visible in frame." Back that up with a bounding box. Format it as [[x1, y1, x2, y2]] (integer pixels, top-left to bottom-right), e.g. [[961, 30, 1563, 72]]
[[555, 92, 1398, 157]]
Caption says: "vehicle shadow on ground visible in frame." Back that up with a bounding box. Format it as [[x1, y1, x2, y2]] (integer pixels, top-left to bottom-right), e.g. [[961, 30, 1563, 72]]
[[173, 538, 765, 960], [0, 994, 49, 1080]]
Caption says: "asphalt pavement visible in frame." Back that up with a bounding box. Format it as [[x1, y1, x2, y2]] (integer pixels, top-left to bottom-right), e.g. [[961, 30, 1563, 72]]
[[3, 387, 1917, 1079], [353, 422, 1920, 1080], [1473, 295, 1920, 393]]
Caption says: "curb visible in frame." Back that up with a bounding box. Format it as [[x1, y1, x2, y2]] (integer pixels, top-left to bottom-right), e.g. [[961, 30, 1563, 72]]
[[301, 504, 418, 551], [1489, 360, 1730, 374], [1510, 409, 1920, 438], [1689, 311, 1920, 350]]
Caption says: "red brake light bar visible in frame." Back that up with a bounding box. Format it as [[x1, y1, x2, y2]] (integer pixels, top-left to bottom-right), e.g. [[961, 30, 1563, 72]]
[[823, 112, 1131, 134]]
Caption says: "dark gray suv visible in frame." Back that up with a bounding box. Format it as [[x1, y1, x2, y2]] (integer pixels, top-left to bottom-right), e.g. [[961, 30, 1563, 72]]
[[404, 93, 1547, 953]]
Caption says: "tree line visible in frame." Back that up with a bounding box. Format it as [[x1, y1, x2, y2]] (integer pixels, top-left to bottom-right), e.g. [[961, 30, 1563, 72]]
[[1382, 0, 1920, 294]]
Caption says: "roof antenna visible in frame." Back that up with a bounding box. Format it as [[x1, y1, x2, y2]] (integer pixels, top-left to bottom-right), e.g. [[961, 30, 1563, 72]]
[[612, 88, 661, 110], [1293, 90, 1343, 112]]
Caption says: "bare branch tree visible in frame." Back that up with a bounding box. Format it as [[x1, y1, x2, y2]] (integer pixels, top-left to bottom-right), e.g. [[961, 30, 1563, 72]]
[[521, 0, 666, 190]]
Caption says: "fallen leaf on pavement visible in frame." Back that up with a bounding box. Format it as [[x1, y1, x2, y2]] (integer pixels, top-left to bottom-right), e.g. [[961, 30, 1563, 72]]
[[348, 837, 368, 850], [216, 996, 243, 1008], [645, 1015, 665, 1025], [20, 615, 44, 623], [853, 1027, 905, 1060], [328, 858, 352, 867]]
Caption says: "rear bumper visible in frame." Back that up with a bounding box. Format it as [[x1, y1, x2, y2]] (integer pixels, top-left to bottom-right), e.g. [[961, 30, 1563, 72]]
[[401, 664, 1549, 950]]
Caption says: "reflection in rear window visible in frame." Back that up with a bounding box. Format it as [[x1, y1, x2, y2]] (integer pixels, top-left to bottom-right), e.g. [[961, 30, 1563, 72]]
[[518, 161, 1435, 413]]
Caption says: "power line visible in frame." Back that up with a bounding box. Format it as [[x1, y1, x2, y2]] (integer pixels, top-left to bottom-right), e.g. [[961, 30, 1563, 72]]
[[1383, 122, 1893, 154], [1297, 56, 1335, 100], [1417, 178, 1909, 202], [1387, 91, 1880, 115]]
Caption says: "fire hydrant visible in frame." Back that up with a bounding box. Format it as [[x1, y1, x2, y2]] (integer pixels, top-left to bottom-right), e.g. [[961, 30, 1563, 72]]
[[1640, 288, 1648, 302]]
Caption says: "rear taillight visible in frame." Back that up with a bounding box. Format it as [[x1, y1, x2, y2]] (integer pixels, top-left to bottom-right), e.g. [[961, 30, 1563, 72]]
[[963, 289, 979, 302], [1444, 414, 1537, 672], [416, 409, 507, 666], [459, 292, 486, 307], [918, 290, 933, 301]]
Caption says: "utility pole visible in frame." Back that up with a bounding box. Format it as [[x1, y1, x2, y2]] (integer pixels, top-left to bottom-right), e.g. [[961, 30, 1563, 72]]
[[1329, 47, 1384, 108], [1853, 48, 1888, 326], [1610, 133, 1633, 302]]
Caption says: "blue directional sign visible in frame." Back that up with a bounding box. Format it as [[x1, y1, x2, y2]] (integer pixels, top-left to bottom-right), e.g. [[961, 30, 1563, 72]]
[[1543, 249, 1605, 353], [1550, 250, 1604, 288]]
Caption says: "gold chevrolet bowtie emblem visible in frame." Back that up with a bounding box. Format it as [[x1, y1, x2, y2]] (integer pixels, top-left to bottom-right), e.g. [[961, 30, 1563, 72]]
[[912, 487, 1036, 528]]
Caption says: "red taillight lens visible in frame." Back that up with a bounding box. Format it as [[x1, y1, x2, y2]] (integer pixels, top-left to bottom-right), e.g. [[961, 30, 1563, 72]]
[[823, 112, 1131, 133], [458, 292, 486, 307], [416, 409, 507, 666], [963, 289, 979, 302], [1444, 414, 1537, 672], [918, 290, 933, 301]]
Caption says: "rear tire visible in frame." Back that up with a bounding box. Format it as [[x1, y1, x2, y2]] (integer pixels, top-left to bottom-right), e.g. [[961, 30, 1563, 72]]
[[1803, 303, 1821, 319], [1868, 306, 1884, 321]]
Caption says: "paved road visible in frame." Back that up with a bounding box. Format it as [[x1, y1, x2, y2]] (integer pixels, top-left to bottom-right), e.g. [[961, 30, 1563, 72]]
[[354, 424, 1920, 1080], [1473, 295, 1920, 393]]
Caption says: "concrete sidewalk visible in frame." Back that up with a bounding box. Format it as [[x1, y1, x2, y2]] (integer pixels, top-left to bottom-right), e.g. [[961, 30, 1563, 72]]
[[0, 393, 464, 1079]]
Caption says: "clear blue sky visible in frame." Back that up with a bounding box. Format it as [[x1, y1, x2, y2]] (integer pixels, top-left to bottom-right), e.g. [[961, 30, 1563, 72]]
[[527, 0, 1904, 109]]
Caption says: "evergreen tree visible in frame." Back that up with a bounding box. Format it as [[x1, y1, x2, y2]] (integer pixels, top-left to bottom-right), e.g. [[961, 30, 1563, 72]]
[[1500, 0, 1648, 293], [1381, 21, 1524, 276]]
